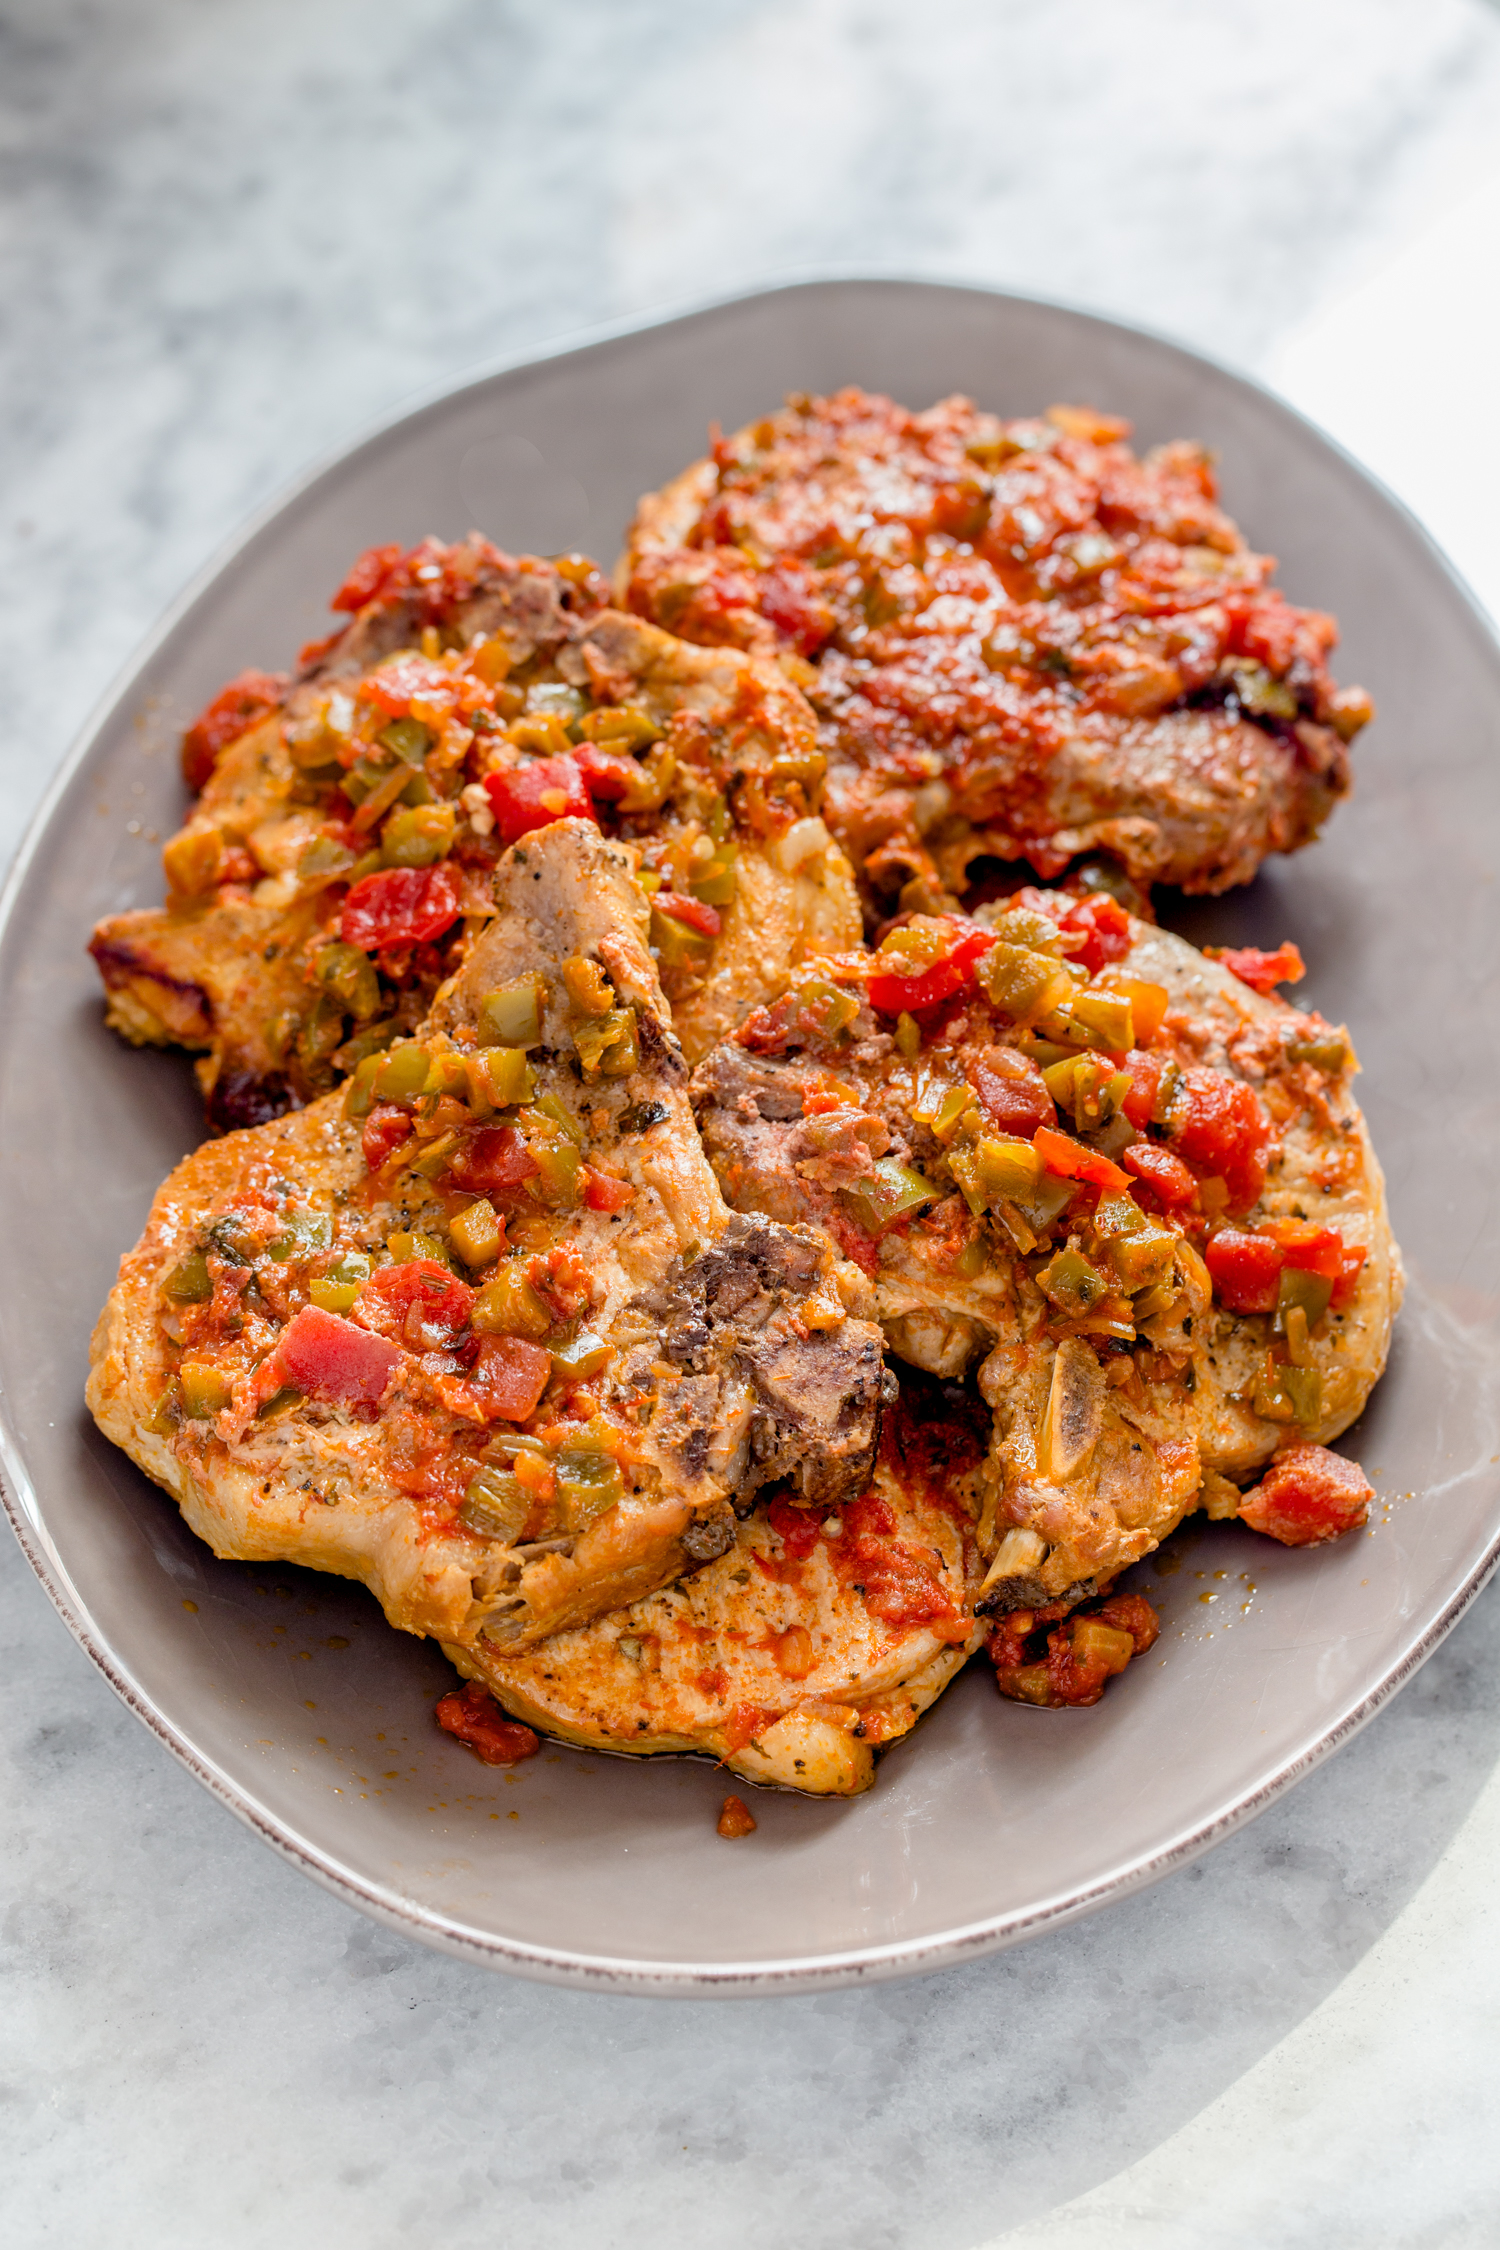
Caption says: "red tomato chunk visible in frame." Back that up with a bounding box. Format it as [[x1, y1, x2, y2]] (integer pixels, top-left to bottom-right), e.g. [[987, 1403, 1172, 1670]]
[[1238, 1443, 1373, 1545], [451, 1335, 553, 1424], [274, 1305, 400, 1410], [571, 741, 637, 801], [181, 668, 286, 793], [582, 1166, 635, 1213], [331, 542, 405, 613], [1034, 1125, 1130, 1192], [971, 1053, 1055, 1137], [434, 1681, 540, 1765], [1053, 891, 1132, 977], [1170, 1067, 1270, 1210], [1205, 1227, 1284, 1313], [447, 1126, 540, 1199], [483, 756, 594, 844], [361, 1103, 413, 1172], [1119, 1050, 1164, 1130], [341, 864, 463, 951], [356, 1260, 475, 1349], [1122, 1141, 1197, 1208], [1209, 941, 1306, 994], [866, 927, 993, 1017], [653, 891, 723, 939], [363, 652, 457, 720]]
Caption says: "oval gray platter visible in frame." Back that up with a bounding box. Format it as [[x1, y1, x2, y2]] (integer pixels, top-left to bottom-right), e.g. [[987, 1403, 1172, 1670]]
[[4, 279, 1498, 1996]]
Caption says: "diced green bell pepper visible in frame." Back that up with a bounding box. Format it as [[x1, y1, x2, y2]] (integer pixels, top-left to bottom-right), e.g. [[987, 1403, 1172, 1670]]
[[477, 977, 543, 1049], [472, 1265, 551, 1338], [840, 1157, 939, 1237], [309, 1253, 372, 1314], [459, 1466, 529, 1542], [550, 1331, 615, 1383], [376, 716, 434, 765], [179, 1361, 234, 1419], [381, 801, 455, 868], [574, 1007, 638, 1080], [163, 1249, 213, 1302], [1036, 1246, 1110, 1317], [372, 1044, 431, 1103], [1273, 1265, 1333, 1334]]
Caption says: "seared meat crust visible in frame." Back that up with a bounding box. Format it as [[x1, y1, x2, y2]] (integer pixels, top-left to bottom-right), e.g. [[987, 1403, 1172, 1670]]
[[622, 388, 1372, 908], [87, 822, 884, 1652]]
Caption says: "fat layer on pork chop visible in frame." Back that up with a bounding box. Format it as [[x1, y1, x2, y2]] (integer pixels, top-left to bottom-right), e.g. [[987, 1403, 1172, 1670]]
[[88, 822, 885, 1653], [90, 537, 858, 1129]]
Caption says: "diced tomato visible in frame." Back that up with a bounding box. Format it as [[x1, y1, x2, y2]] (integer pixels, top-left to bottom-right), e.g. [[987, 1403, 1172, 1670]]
[[971, 1053, 1055, 1137], [1033, 1125, 1131, 1191], [1117, 1049, 1165, 1130], [1122, 1141, 1197, 1208], [181, 669, 287, 793], [444, 1334, 552, 1424], [1204, 1227, 1283, 1313], [447, 1125, 539, 1199], [758, 562, 837, 656], [361, 652, 455, 718], [341, 864, 462, 951], [273, 1305, 400, 1410], [356, 1260, 475, 1349], [571, 742, 637, 801], [866, 926, 995, 1017], [1012, 887, 1133, 976], [361, 1103, 413, 1171], [1169, 1066, 1270, 1210], [483, 755, 594, 844], [331, 543, 405, 613], [1256, 1219, 1366, 1309], [1238, 1442, 1373, 1546], [767, 1497, 821, 1559], [1061, 892, 1132, 975], [1258, 1219, 1341, 1281], [653, 891, 723, 939], [582, 1165, 635, 1213], [1208, 941, 1306, 994], [434, 1680, 540, 1765]]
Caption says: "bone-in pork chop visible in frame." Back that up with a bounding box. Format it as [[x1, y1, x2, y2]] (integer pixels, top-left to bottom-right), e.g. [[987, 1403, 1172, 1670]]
[[621, 388, 1372, 912], [88, 822, 885, 1653]]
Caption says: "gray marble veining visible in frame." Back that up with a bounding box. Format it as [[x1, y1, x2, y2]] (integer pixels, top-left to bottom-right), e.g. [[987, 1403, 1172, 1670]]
[[5, 3, 1500, 2243]]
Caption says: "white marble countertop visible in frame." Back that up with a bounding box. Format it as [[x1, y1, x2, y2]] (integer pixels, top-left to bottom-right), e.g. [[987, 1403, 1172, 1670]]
[[6, 4, 1500, 2242]]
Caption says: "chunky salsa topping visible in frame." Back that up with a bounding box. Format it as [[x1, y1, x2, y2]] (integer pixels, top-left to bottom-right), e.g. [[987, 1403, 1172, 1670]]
[[165, 536, 841, 1115], [733, 890, 1364, 1431], [989, 1586, 1160, 1707], [624, 388, 1373, 900], [149, 980, 647, 1536]]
